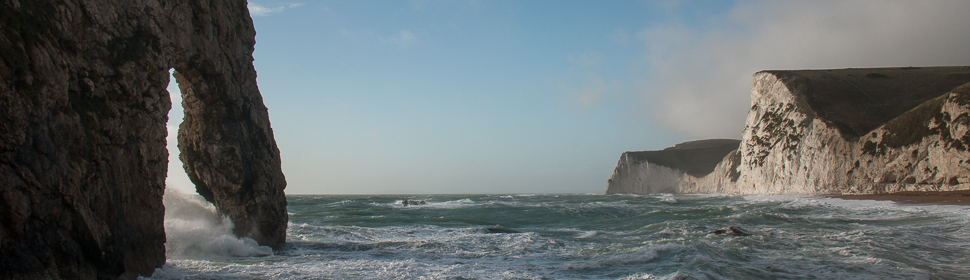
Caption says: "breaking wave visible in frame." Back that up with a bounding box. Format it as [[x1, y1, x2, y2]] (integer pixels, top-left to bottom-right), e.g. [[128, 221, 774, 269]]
[[146, 193, 970, 279], [161, 188, 272, 259]]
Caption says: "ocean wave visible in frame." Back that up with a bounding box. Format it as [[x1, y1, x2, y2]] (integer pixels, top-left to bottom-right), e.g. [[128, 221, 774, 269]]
[[162, 189, 273, 259], [563, 243, 683, 271], [151, 193, 970, 279], [368, 198, 480, 209]]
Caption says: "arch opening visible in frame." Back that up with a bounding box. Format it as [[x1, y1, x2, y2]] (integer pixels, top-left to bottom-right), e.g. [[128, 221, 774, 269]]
[[165, 69, 194, 194], [161, 68, 273, 260]]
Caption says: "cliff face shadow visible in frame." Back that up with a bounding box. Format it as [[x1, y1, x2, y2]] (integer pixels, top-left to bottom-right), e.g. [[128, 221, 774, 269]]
[[768, 66, 970, 139], [626, 139, 742, 178], [0, 1, 288, 278]]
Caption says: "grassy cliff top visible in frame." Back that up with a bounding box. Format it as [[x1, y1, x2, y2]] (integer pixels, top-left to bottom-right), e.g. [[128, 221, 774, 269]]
[[626, 139, 741, 177], [763, 66, 970, 138]]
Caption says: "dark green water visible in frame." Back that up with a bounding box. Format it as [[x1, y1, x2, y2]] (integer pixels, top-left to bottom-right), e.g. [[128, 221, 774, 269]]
[[150, 193, 970, 279]]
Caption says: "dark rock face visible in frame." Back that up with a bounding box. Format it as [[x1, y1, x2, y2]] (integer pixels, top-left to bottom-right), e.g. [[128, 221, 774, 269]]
[[0, 0, 287, 278], [710, 226, 754, 236], [171, 3, 288, 247], [482, 227, 521, 234], [401, 199, 426, 206]]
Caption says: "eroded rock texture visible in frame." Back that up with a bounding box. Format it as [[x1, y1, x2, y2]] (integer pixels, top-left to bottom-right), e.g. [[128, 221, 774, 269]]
[[610, 67, 970, 195], [0, 0, 287, 278], [720, 67, 970, 194]]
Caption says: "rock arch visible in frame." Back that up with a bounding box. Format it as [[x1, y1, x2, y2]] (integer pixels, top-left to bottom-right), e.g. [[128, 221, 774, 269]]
[[0, 0, 287, 278]]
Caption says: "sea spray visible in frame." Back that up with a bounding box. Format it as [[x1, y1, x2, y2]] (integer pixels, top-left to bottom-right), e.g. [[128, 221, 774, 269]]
[[162, 189, 272, 259]]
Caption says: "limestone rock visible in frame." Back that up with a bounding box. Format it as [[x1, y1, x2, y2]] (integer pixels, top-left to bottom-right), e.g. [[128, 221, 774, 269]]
[[0, 0, 287, 278], [724, 67, 970, 194], [606, 139, 740, 194], [609, 66, 970, 195]]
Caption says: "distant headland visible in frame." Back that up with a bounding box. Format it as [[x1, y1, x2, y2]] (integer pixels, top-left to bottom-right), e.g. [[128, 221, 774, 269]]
[[608, 66, 970, 196]]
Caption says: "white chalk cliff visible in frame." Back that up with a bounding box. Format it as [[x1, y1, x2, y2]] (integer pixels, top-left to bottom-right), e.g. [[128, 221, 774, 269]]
[[610, 66, 970, 195], [606, 139, 740, 194]]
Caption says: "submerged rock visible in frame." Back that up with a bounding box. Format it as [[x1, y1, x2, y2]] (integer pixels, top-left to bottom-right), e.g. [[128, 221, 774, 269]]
[[710, 226, 754, 236], [401, 200, 427, 206], [482, 227, 521, 234], [0, 0, 287, 278]]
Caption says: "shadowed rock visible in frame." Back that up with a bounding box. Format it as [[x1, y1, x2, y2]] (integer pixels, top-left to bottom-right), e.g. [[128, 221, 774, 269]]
[[0, 0, 287, 278], [765, 67, 970, 139], [401, 200, 427, 206], [482, 226, 521, 234], [710, 226, 754, 236]]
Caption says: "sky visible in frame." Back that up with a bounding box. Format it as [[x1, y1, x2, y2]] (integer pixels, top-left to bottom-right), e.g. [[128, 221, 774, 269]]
[[166, 0, 970, 195]]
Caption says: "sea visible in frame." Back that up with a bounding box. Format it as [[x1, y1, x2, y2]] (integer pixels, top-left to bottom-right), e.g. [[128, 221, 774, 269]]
[[145, 189, 970, 279]]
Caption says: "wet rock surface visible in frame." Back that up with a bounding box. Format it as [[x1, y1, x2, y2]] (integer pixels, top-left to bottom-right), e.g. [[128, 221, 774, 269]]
[[482, 227, 521, 234], [401, 199, 427, 206], [710, 226, 754, 236], [0, 0, 286, 278]]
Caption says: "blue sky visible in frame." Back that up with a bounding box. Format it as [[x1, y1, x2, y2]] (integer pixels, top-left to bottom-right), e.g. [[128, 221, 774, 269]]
[[166, 0, 970, 194]]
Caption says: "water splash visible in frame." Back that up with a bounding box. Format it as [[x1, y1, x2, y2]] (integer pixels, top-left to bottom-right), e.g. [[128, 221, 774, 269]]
[[162, 188, 272, 259]]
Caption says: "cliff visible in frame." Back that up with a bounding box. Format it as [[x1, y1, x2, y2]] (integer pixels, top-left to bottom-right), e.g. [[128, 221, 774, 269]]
[[0, 0, 287, 279], [606, 139, 740, 194], [610, 66, 970, 195]]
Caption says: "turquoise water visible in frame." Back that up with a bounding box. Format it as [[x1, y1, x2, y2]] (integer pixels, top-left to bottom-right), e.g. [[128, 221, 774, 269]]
[[148, 192, 970, 279]]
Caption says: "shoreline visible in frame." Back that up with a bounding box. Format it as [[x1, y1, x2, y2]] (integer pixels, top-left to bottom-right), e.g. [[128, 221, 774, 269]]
[[831, 190, 970, 206]]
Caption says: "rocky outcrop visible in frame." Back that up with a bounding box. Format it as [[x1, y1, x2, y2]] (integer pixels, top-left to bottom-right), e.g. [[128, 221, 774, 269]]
[[610, 66, 970, 195], [171, 4, 288, 248], [0, 0, 287, 279], [710, 226, 754, 236], [606, 139, 740, 194]]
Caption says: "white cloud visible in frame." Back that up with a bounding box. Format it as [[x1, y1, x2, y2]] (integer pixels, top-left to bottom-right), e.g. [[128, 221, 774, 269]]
[[560, 52, 615, 109], [635, 0, 970, 139], [248, 3, 305, 17], [382, 30, 418, 48], [561, 73, 610, 108]]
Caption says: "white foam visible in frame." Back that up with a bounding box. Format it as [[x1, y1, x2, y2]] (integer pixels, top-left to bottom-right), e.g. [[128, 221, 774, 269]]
[[380, 198, 479, 209], [162, 188, 272, 259], [149, 194, 970, 279], [739, 195, 970, 217], [564, 243, 682, 271], [576, 230, 600, 239], [617, 272, 660, 280], [740, 194, 816, 203]]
